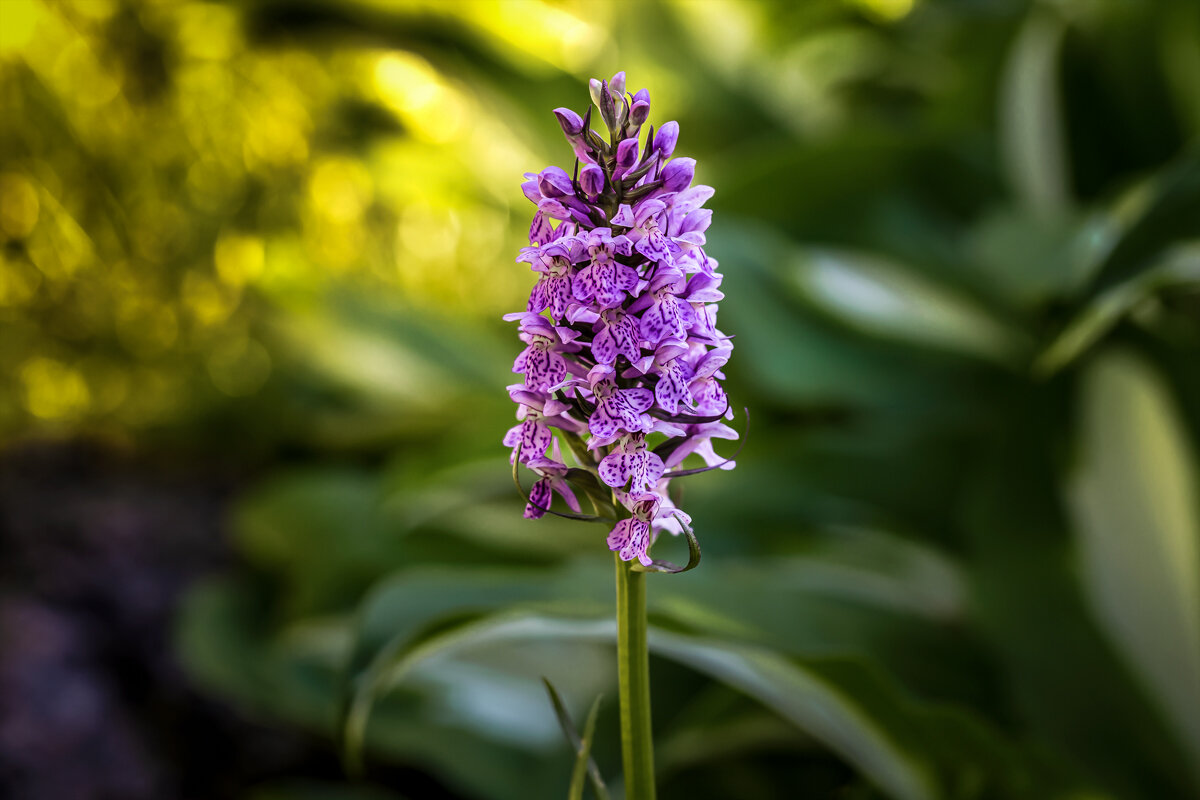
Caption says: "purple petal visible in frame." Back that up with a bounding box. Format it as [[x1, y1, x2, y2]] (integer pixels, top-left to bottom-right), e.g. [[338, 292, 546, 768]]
[[630, 88, 650, 125], [622, 387, 654, 414], [538, 167, 574, 198], [611, 204, 636, 227], [555, 479, 581, 512], [525, 478, 552, 519], [615, 138, 638, 177], [609, 71, 627, 97], [615, 519, 652, 565], [589, 402, 621, 438], [592, 326, 618, 366], [547, 274, 572, 319], [634, 231, 673, 264], [599, 451, 633, 488], [654, 362, 693, 415], [530, 211, 555, 245], [607, 518, 634, 552], [672, 185, 714, 217]]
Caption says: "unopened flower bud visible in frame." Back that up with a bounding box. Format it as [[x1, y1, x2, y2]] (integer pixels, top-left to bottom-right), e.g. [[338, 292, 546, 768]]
[[580, 163, 604, 199], [538, 166, 574, 198], [608, 71, 627, 98], [655, 121, 679, 159], [630, 88, 651, 126], [553, 107, 584, 137], [661, 157, 695, 192], [615, 138, 639, 178], [598, 79, 618, 132]]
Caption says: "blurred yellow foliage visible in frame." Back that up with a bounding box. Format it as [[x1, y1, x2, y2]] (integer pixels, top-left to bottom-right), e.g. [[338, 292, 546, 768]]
[[0, 0, 548, 440]]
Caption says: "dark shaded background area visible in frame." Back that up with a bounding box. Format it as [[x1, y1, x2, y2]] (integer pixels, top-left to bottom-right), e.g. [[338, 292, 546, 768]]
[[1, 0, 1199, 798]]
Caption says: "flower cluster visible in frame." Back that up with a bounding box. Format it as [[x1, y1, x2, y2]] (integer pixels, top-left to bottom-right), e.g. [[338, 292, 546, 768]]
[[505, 72, 736, 567]]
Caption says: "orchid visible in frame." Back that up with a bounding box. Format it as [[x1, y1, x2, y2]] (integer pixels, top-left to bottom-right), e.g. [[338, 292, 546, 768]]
[[506, 69, 736, 567], [503, 72, 740, 799]]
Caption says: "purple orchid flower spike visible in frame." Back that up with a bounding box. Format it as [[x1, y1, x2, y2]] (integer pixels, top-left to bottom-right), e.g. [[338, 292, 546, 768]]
[[506, 71, 738, 567], [506, 72, 744, 800]]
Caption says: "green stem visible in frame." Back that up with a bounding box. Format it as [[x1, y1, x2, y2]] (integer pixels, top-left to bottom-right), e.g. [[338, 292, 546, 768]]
[[615, 552, 656, 800]]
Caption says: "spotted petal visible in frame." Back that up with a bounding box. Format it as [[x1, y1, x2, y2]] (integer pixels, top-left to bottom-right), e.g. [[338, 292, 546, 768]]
[[607, 518, 652, 566]]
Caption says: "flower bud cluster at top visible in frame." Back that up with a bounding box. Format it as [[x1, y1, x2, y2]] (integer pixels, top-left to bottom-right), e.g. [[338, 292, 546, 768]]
[[504, 71, 736, 567]]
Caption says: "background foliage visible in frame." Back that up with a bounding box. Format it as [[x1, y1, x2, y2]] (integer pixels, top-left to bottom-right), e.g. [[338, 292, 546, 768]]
[[1, 0, 1198, 799]]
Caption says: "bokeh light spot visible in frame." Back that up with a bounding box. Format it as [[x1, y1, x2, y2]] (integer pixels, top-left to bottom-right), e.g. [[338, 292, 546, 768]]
[[21, 357, 91, 420], [309, 158, 374, 223], [0, 0, 42, 55], [215, 232, 265, 288]]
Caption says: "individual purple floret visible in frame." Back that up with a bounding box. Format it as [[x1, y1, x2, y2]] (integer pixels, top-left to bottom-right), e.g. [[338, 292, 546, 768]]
[[505, 71, 737, 567]]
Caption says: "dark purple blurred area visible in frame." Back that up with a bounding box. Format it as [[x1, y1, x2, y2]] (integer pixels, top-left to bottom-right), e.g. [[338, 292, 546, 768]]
[[0, 442, 331, 800]]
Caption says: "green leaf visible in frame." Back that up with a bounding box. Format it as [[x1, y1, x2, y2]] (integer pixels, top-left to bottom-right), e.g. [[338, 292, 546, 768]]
[[342, 605, 1042, 800], [999, 9, 1069, 217], [784, 247, 1023, 364], [542, 678, 609, 800], [964, 387, 1196, 799], [1079, 151, 1200, 295], [1067, 350, 1200, 790], [338, 568, 565, 774], [574, 696, 604, 800], [1034, 241, 1200, 376]]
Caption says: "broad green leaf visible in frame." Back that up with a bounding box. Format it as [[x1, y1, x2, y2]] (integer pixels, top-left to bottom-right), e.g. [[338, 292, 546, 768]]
[[338, 568, 568, 773], [1067, 350, 1200, 789], [343, 606, 1044, 800], [785, 248, 1022, 364], [178, 574, 575, 800], [965, 388, 1196, 799]]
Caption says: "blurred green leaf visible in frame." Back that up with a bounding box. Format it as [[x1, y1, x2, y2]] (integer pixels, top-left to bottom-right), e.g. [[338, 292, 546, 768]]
[[340, 604, 1051, 800], [339, 568, 567, 774], [964, 387, 1196, 800], [1067, 350, 1200, 789], [1078, 151, 1200, 294], [233, 467, 408, 618], [785, 248, 1024, 364], [540, 678, 609, 800], [1000, 9, 1069, 217], [1035, 241, 1200, 376]]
